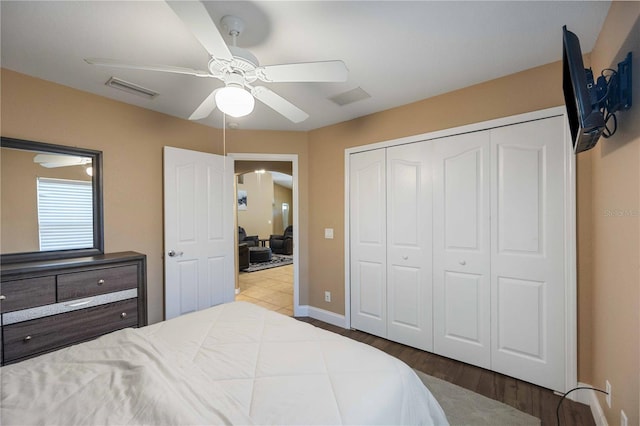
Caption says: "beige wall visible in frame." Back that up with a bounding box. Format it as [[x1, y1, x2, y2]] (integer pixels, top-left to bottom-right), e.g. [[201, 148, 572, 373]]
[[237, 171, 274, 239], [585, 3, 640, 425], [273, 183, 293, 235], [1, 68, 309, 324]]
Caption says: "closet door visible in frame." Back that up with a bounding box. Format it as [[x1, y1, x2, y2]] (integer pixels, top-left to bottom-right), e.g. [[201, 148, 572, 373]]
[[490, 116, 566, 391], [432, 131, 491, 368], [386, 142, 432, 351], [350, 149, 387, 337]]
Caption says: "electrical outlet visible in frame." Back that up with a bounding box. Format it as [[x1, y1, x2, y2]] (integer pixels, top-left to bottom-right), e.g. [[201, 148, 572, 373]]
[[606, 380, 612, 408], [620, 410, 627, 426], [324, 291, 331, 302]]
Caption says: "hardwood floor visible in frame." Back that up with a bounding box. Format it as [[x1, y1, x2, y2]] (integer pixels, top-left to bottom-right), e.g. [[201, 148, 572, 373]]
[[298, 318, 595, 426], [235, 266, 594, 426]]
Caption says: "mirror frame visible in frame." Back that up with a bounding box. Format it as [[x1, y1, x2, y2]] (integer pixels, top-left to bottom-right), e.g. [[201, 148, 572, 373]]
[[0, 136, 104, 264]]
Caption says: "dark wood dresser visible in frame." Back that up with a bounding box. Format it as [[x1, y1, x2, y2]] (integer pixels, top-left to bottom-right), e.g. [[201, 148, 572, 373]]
[[0, 251, 146, 365]]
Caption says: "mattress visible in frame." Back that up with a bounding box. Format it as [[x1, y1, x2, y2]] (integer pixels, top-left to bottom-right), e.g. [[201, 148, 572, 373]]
[[1, 301, 448, 425]]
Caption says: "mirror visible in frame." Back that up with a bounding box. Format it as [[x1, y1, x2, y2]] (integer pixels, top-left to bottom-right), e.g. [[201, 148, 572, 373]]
[[0, 137, 103, 263]]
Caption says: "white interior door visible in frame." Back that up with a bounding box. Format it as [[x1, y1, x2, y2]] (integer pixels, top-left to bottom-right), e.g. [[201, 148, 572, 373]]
[[386, 142, 432, 351], [432, 131, 492, 368], [164, 146, 234, 320], [350, 149, 387, 337], [490, 116, 566, 391]]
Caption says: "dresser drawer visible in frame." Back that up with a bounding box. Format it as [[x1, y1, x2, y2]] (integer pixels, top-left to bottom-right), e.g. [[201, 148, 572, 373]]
[[1, 276, 56, 313], [3, 298, 138, 363], [57, 265, 138, 301]]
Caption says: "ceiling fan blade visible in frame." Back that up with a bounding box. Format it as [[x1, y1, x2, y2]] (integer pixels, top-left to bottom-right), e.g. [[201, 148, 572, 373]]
[[251, 86, 309, 123], [189, 89, 219, 120], [34, 154, 91, 168], [84, 58, 210, 77], [258, 60, 348, 83], [165, 1, 233, 61]]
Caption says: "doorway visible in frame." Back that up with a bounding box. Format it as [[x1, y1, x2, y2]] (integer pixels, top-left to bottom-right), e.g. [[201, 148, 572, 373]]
[[229, 153, 299, 316]]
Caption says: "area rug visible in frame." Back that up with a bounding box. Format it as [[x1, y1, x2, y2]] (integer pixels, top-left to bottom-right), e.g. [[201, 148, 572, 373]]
[[242, 254, 293, 273], [414, 370, 540, 426]]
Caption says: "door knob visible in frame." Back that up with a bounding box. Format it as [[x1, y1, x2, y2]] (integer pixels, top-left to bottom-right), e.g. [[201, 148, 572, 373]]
[[168, 250, 183, 257], [402, 256, 409, 260], [459, 260, 466, 266]]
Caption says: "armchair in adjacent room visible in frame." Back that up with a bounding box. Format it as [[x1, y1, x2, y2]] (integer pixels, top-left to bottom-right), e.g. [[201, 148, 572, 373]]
[[238, 243, 250, 271], [238, 226, 259, 247], [269, 225, 293, 255]]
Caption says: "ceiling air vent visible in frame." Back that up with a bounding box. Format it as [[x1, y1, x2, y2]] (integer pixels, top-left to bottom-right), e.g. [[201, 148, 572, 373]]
[[105, 77, 158, 99], [329, 87, 371, 106]]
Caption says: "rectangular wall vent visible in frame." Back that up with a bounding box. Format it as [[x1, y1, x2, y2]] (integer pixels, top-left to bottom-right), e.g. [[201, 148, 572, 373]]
[[105, 77, 158, 99], [329, 86, 371, 106]]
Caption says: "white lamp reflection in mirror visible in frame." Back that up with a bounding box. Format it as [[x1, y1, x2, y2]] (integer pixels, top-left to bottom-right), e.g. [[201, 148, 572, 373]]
[[282, 202, 289, 229]]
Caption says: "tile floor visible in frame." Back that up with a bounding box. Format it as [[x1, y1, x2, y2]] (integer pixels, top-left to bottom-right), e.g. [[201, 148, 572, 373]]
[[236, 264, 294, 316]]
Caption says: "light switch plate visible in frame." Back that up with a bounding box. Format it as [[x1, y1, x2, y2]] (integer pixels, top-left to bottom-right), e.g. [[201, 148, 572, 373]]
[[324, 228, 334, 239]]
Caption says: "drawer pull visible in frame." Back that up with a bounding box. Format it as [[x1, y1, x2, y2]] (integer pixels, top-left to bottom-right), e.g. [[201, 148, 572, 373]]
[[65, 299, 94, 308], [97, 279, 105, 286], [23, 335, 32, 343], [120, 312, 127, 319]]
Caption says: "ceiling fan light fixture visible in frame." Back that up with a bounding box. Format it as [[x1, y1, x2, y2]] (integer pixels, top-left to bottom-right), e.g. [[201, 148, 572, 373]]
[[215, 85, 255, 117]]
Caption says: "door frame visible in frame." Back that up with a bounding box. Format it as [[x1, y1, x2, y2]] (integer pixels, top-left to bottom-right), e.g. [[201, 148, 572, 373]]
[[228, 152, 300, 316], [343, 106, 577, 393]]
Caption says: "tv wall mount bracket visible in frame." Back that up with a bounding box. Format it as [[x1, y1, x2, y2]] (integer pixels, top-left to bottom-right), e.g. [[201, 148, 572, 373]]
[[587, 52, 632, 138]]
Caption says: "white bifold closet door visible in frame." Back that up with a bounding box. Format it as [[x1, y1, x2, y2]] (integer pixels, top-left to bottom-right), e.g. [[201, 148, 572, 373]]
[[432, 131, 492, 368], [350, 142, 432, 351], [432, 117, 566, 390], [490, 117, 566, 391], [350, 149, 387, 337], [386, 142, 433, 351]]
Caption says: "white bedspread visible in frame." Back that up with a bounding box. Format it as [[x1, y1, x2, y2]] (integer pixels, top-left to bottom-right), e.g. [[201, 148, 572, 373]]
[[1, 301, 448, 425]]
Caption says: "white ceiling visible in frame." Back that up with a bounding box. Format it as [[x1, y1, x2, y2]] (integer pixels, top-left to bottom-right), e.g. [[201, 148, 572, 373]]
[[1, 1, 610, 132]]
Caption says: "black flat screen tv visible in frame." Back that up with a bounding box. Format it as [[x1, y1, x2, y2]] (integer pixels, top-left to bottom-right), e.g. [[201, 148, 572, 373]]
[[562, 26, 605, 153]]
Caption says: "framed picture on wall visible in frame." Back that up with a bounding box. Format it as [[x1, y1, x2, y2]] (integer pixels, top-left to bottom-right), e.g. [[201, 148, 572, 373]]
[[238, 190, 247, 211]]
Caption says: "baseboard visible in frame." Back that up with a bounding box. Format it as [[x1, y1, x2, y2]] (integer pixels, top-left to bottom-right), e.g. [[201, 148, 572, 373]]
[[296, 305, 347, 328], [573, 382, 608, 426], [294, 305, 308, 317]]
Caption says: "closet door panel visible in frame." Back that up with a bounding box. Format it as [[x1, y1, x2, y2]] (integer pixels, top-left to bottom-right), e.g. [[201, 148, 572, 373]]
[[433, 132, 491, 368], [386, 142, 432, 351], [490, 116, 566, 391], [350, 149, 387, 337]]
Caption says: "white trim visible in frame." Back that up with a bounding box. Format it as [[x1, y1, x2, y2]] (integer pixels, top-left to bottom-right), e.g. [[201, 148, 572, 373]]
[[345, 106, 566, 156], [564, 114, 579, 394], [573, 382, 608, 426], [344, 105, 577, 392], [228, 153, 300, 316], [344, 149, 352, 329], [298, 305, 347, 328]]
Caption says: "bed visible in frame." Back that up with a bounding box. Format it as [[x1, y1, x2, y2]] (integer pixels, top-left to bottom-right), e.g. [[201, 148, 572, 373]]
[[1, 301, 448, 425]]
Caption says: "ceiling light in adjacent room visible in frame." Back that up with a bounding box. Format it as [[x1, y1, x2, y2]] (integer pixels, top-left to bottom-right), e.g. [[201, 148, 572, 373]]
[[215, 84, 254, 117]]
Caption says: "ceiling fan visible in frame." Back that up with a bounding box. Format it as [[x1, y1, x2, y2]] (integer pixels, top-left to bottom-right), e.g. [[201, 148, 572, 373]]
[[33, 154, 92, 168], [84, 1, 348, 123]]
